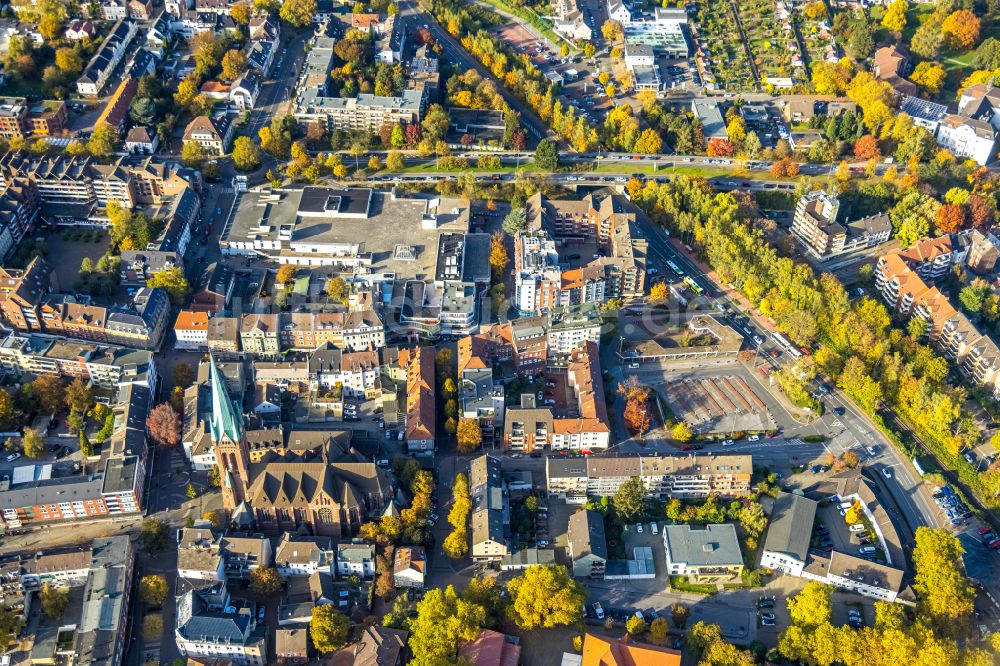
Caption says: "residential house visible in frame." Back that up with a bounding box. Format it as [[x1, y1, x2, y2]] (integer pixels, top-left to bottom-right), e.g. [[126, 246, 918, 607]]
[[275, 533, 335, 577], [175, 580, 267, 665], [574, 634, 681, 666], [275, 628, 309, 664], [458, 629, 522, 666], [77, 20, 139, 96], [662, 524, 744, 582], [402, 346, 435, 452], [330, 626, 408, 666], [392, 546, 426, 589], [872, 44, 917, 98], [336, 543, 375, 579], [759, 492, 818, 577], [567, 509, 607, 579], [183, 115, 234, 156], [231, 71, 262, 110], [124, 126, 158, 154]]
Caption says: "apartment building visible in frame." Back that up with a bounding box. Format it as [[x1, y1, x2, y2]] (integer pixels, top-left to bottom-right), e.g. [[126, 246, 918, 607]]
[[77, 20, 139, 96], [460, 366, 505, 435], [307, 345, 381, 399], [0, 329, 157, 389], [515, 192, 648, 314], [175, 581, 267, 665], [0, 151, 138, 212], [16, 537, 135, 666], [933, 84, 1000, 165], [0, 259, 170, 350], [546, 453, 753, 503], [295, 87, 425, 133], [182, 114, 234, 156], [402, 346, 435, 452], [791, 190, 891, 260], [0, 386, 149, 528], [662, 524, 744, 582], [551, 343, 611, 451], [567, 509, 607, 578], [874, 236, 1000, 396], [0, 98, 65, 139], [470, 454, 510, 562]]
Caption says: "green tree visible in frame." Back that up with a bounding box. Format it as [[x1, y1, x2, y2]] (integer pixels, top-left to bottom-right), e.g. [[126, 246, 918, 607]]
[[506, 565, 586, 630], [309, 604, 349, 653], [534, 138, 559, 171], [890, 191, 939, 248], [39, 583, 68, 620], [849, 21, 875, 59], [231, 136, 260, 171], [139, 518, 169, 553], [147, 267, 191, 304], [139, 575, 169, 606], [612, 476, 646, 522], [649, 615, 669, 641], [249, 566, 284, 598], [181, 140, 206, 168], [502, 207, 527, 236], [186, 483, 198, 499], [421, 104, 450, 142], [65, 376, 93, 415]]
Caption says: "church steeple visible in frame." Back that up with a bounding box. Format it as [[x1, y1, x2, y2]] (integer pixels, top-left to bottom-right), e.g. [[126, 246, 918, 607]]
[[209, 355, 242, 443]]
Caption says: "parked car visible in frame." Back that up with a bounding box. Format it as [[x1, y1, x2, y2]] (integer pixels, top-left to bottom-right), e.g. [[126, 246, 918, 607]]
[[650, 523, 658, 535], [757, 597, 775, 609], [636, 524, 643, 534], [881, 468, 892, 479], [849, 524, 866, 532], [759, 611, 775, 621], [5, 453, 19, 462], [748, 435, 760, 441], [858, 546, 876, 555], [593, 602, 604, 620], [761, 617, 775, 627], [865, 446, 877, 456]]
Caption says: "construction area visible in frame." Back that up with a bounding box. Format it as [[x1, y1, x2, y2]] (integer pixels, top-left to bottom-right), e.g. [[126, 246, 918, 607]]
[[663, 375, 776, 434]]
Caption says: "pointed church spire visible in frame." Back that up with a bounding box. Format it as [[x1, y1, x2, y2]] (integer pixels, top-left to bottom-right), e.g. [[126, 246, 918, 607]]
[[209, 355, 242, 443]]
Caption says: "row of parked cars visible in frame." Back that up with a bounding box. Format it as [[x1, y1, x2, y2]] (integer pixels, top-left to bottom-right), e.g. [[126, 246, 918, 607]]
[[934, 485, 971, 526]]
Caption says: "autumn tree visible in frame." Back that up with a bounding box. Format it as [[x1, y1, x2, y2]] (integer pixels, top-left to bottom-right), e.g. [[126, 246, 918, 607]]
[[707, 138, 733, 157], [489, 232, 508, 278], [249, 566, 284, 599], [140, 518, 169, 553], [147, 266, 190, 304], [912, 527, 975, 623], [506, 565, 586, 630], [941, 9, 981, 50], [618, 378, 651, 434], [276, 265, 297, 284], [232, 136, 260, 171], [65, 377, 93, 414], [39, 583, 68, 620], [325, 276, 349, 303], [87, 125, 120, 159], [386, 150, 404, 171], [139, 575, 169, 606], [936, 204, 966, 233], [146, 402, 180, 447], [456, 418, 482, 454], [911, 61, 947, 94], [625, 615, 647, 635], [881, 0, 908, 32], [443, 473, 470, 559], [853, 135, 881, 160], [310, 605, 349, 653], [22, 429, 45, 459], [649, 281, 668, 305], [671, 421, 693, 443], [33, 374, 65, 415], [221, 49, 249, 82]]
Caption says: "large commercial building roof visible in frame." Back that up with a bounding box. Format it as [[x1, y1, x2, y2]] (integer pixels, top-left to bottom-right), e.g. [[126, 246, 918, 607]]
[[762, 492, 817, 564]]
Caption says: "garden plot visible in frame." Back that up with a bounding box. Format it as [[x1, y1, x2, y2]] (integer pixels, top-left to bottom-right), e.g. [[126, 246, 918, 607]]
[[663, 375, 776, 433], [734, 0, 804, 86], [690, 1, 756, 91], [793, 6, 840, 74]]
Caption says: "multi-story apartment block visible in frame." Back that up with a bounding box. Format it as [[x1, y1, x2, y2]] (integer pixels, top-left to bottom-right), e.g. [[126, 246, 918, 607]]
[[0, 385, 150, 528], [470, 455, 510, 562], [0, 99, 28, 138], [307, 345, 381, 399], [402, 346, 435, 452], [295, 87, 425, 133], [546, 453, 753, 503], [0, 259, 170, 350], [791, 190, 891, 260], [0, 151, 138, 211], [874, 235, 1000, 396], [240, 314, 281, 355], [460, 366, 505, 435]]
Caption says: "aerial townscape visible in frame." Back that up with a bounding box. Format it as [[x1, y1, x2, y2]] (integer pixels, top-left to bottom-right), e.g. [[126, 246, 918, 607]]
[[1, 0, 1000, 664]]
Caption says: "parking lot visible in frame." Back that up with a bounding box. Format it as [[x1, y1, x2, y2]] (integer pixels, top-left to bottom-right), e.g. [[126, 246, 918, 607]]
[[662, 375, 776, 434]]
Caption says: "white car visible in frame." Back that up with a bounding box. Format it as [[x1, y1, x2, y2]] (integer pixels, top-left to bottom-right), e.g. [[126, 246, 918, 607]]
[[636, 523, 644, 534], [723, 439, 734, 446], [849, 524, 866, 533], [881, 468, 892, 479], [865, 446, 877, 456], [748, 435, 760, 442], [650, 523, 658, 535]]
